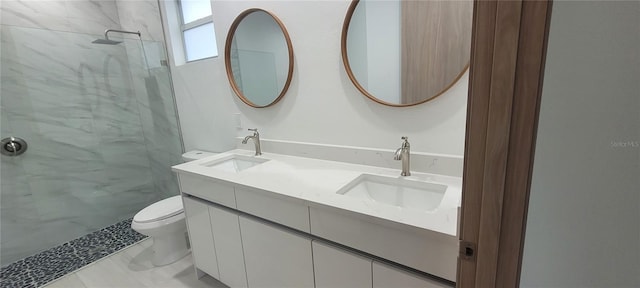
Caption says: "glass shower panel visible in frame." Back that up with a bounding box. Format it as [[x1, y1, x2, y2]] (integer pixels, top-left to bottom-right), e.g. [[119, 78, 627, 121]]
[[120, 36, 184, 202], [0, 25, 183, 266]]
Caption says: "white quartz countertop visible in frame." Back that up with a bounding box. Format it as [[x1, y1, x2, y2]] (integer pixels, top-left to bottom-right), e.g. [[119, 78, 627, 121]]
[[172, 149, 462, 237]]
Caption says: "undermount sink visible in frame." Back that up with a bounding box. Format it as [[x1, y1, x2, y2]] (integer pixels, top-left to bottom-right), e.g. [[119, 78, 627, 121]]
[[202, 154, 269, 173], [337, 174, 447, 212]]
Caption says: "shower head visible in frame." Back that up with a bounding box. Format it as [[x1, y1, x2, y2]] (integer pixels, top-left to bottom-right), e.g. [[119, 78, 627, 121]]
[[92, 38, 122, 45], [91, 29, 141, 45]]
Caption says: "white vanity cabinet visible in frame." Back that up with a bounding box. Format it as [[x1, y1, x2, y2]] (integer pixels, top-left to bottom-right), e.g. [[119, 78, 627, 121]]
[[182, 197, 220, 279], [373, 261, 451, 288], [239, 216, 315, 288], [175, 158, 457, 288], [208, 205, 248, 288], [312, 241, 373, 288]]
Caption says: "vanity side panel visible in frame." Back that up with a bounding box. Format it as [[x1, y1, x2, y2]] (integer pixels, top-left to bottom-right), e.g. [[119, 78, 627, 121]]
[[309, 206, 458, 281], [179, 173, 236, 208], [235, 186, 311, 232]]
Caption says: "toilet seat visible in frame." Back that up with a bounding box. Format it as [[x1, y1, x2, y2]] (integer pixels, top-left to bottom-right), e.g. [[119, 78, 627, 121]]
[[134, 195, 183, 223], [131, 210, 185, 233]]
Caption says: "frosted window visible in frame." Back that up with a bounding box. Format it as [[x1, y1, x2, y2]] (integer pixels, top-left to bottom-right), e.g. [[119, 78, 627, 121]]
[[183, 23, 218, 61], [180, 0, 212, 23]]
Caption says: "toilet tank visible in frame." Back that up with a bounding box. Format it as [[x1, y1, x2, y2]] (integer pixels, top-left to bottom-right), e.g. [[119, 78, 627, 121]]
[[182, 150, 217, 162]]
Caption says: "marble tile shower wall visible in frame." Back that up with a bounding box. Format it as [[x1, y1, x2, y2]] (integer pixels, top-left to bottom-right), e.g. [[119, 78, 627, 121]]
[[116, 0, 166, 42], [0, 0, 183, 266], [0, 0, 121, 36]]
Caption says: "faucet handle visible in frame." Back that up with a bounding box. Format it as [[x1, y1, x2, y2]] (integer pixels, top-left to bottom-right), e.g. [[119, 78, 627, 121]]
[[248, 128, 259, 137], [400, 136, 410, 148]]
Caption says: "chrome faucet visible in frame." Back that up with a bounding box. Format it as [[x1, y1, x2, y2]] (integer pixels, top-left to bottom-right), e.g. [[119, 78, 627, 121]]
[[394, 136, 411, 176], [242, 128, 262, 156]]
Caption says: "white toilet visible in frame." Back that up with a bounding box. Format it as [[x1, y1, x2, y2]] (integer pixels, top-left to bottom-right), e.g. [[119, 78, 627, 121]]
[[131, 150, 216, 266]]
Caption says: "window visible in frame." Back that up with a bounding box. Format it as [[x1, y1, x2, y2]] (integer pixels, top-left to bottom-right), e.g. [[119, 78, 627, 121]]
[[179, 0, 218, 61]]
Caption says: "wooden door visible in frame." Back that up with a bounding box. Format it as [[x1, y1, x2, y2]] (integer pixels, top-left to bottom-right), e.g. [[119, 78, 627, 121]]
[[458, 0, 552, 287]]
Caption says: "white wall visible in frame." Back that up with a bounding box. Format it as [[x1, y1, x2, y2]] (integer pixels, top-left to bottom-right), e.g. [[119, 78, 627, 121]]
[[520, 1, 640, 287], [162, 0, 468, 156]]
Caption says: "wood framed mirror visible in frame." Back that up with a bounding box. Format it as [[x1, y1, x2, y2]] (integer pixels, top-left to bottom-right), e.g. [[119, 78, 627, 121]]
[[341, 0, 472, 107], [225, 9, 294, 108]]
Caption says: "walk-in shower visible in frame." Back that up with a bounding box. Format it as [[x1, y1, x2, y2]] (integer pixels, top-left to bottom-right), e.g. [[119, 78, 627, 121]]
[[0, 1, 184, 286]]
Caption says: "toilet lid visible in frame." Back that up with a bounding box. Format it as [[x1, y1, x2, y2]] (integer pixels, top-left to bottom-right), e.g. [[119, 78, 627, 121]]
[[134, 195, 184, 223]]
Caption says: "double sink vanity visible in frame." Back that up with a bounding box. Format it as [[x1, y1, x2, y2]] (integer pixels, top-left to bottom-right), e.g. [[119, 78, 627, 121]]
[[172, 146, 462, 288], [185, 0, 472, 285]]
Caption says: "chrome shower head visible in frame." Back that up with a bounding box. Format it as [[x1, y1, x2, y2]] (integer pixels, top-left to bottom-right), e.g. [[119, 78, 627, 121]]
[[91, 29, 141, 45], [91, 38, 122, 45]]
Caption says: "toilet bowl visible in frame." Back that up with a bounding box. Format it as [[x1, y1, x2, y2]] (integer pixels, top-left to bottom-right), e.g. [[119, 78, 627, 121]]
[[131, 150, 217, 266]]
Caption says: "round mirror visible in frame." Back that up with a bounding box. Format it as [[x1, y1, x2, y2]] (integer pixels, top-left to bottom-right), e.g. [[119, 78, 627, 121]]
[[225, 9, 294, 108], [342, 0, 472, 107]]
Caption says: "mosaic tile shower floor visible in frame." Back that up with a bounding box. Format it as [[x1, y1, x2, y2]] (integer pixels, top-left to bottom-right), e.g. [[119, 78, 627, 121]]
[[0, 218, 147, 288]]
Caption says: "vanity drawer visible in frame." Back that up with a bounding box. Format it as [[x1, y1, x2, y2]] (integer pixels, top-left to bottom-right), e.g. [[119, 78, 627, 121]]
[[178, 174, 236, 208], [309, 206, 458, 282], [235, 186, 310, 233]]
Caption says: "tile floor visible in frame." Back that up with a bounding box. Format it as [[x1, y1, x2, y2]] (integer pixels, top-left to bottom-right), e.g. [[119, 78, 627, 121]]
[[42, 239, 227, 288]]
